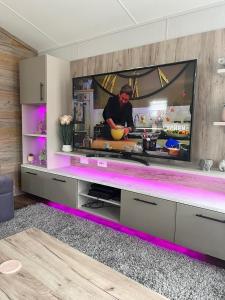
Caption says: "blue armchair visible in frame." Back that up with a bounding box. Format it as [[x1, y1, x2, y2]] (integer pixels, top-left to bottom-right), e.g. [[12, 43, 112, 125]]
[[0, 176, 14, 222]]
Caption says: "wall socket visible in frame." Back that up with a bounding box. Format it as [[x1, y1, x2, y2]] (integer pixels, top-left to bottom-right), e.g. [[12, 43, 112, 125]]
[[80, 156, 89, 164], [97, 160, 108, 168]]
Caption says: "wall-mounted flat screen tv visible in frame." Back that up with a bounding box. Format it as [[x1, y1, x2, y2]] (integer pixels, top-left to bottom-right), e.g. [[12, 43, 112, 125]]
[[72, 59, 197, 162]]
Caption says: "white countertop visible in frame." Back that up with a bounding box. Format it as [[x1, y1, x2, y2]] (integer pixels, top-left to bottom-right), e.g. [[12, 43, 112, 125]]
[[21, 163, 225, 214], [55, 151, 225, 179]]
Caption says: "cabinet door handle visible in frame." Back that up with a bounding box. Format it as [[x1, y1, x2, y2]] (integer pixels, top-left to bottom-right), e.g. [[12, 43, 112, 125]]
[[25, 171, 37, 176], [40, 82, 44, 101], [133, 198, 157, 206], [52, 178, 66, 183], [196, 214, 225, 224]]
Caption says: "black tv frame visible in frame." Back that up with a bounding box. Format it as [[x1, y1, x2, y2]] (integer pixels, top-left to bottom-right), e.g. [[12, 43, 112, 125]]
[[72, 59, 197, 163]]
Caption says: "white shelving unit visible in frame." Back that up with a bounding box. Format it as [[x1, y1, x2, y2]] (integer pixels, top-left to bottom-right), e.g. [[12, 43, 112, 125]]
[[22, 104, 47, 167], [78, 180, 121, 222], [20, 55, 71, 169]]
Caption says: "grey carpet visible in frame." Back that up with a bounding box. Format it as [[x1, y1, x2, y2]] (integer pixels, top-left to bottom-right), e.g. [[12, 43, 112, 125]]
[[0, 203, 225, 300]]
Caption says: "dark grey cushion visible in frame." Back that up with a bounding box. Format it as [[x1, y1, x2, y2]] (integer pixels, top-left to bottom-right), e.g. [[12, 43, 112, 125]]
[[0, 176, 13, 194], [0, 176, 14, 222]]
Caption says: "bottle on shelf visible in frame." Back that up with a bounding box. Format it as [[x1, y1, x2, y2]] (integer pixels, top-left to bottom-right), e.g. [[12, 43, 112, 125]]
[[39, 148, 47, 166], [37, 120, 46, 134], [142, 129, 157, 151], [83, 134, 90, 148], [142, 129, 149, 151]]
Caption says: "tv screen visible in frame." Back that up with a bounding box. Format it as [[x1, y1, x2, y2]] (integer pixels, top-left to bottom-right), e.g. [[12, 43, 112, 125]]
[[72, 59, 197, 162]]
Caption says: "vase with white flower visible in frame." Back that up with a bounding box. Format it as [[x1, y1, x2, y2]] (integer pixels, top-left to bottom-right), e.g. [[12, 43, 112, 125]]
[[59, 115, 74, 152]]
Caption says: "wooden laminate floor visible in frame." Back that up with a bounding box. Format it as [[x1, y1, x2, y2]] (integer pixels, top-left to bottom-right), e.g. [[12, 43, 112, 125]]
[[14, 194, 43, 210]]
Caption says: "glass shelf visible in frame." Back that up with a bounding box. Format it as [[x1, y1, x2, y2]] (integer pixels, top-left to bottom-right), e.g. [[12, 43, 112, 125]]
[[23, 133, 47, 137], [79, 192, 121, 207]]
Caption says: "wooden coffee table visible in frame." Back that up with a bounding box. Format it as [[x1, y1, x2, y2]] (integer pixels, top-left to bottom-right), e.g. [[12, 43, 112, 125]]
[[0, 228, 168, 299]]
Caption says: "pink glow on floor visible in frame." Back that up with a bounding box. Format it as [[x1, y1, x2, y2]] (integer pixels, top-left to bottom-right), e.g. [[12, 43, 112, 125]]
[[47, 201, 208, 262]]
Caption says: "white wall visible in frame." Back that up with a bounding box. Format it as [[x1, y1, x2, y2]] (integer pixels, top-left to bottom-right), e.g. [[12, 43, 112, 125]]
[[42, 2, 225, 61]]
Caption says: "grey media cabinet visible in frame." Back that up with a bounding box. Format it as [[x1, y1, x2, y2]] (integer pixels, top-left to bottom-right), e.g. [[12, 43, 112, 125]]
[[19, 54, 225, 262], [21, 165, 225, 261]]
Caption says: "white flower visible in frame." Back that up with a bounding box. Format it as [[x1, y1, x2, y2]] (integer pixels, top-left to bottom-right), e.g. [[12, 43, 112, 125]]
[[60, 117, 66, 125], [65, 115, 73, 125], [59, 115, 73, 125]]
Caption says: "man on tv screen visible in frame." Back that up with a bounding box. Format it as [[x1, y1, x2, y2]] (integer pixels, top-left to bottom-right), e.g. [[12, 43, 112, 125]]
[[102, 84, 134, 140]]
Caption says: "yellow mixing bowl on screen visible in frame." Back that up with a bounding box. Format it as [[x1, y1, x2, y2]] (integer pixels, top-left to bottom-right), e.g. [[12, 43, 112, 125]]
[[111, 127, 124, 140]]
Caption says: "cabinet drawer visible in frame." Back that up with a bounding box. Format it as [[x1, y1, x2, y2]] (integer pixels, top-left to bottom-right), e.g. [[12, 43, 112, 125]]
[[21, 167, 47, 198], [175, 204, 225, 260], [45, 174, 77, 208], [121, 190, 176, 241]]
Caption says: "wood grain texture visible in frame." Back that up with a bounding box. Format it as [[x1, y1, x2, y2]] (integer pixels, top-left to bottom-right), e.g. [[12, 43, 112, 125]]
[[0, 27, 36, 195], [14, 193, 41, 210], [71, 28, 225, 166], [0, 228, 167, 300]]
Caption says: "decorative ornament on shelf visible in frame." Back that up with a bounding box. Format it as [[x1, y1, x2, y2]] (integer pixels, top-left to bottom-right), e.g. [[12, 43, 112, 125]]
[[59, 115, 73, 152], [199, 159, 214, 171], [27, 153, 34, 164], [217, 57, 225, 75], [37, 120, 46, 134], [219, 160, 225, 172]]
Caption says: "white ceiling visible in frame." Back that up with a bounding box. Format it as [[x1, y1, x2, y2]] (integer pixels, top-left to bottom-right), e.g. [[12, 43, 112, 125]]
[[0, 0, 224, 52]]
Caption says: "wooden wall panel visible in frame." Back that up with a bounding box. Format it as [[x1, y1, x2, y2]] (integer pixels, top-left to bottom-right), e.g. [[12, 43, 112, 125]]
[[0, 27, 36, 194], [71, 28, 225, 167]]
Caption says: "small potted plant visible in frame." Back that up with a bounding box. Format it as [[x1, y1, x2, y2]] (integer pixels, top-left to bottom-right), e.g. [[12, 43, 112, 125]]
[[39, 149, 47, 166], [59, 115, 73, 152]]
